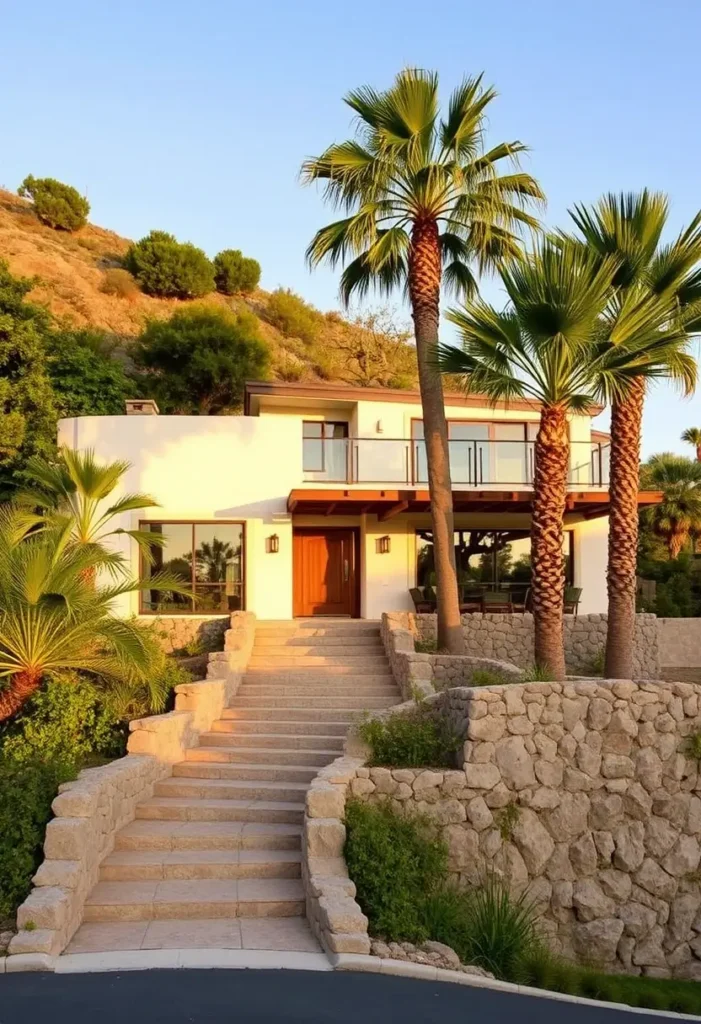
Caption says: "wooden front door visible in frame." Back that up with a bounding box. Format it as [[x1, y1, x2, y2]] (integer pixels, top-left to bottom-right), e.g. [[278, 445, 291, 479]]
[[293, 529, 358, 617]]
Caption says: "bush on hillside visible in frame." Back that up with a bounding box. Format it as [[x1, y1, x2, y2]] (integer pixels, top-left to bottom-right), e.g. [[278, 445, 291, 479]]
[[45, 328, 133, 417], [18, 175, 90, 232], [133, 305, 269, 413], [100, 267, 140, 299], [264, 288, 323, 345], [125, 230, 214, 299], [213, 249, 261, 295], [344, 799, 448, 941]]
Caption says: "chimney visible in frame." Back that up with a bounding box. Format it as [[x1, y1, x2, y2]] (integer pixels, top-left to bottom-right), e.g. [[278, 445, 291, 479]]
[[125, 399, 160, 416]]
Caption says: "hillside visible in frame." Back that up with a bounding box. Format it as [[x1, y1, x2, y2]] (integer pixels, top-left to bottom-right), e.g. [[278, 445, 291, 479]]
[[0, 188, 417, 387]]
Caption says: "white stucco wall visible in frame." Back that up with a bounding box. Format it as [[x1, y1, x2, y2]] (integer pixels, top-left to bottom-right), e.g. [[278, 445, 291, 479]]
[[58, 406, 609, 621]]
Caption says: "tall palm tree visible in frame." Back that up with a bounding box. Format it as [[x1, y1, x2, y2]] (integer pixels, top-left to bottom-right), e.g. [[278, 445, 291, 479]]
[[564, 192, 701, 678], [0, 506, 187, 721], [438, 242, 692, 679], [641, 453, 701, 558], [302, 68, 544, 652], [17, 447, 165, 577], [681, 427, 701, 462]]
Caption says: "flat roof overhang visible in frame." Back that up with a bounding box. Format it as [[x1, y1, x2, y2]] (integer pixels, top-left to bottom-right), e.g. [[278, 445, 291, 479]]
[[287, 488, 664, 522]]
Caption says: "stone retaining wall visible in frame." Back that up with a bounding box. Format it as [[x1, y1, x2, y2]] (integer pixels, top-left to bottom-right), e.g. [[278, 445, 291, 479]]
[[659, 619, 701, 671], [349, 677, 701, 979], [7, 611, 256, 963], [144, 615, 229, 655], [383, 611, 660, 681]]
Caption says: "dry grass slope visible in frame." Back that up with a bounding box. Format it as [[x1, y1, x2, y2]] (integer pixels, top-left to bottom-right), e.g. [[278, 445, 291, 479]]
[[0, 188, 417, 386]]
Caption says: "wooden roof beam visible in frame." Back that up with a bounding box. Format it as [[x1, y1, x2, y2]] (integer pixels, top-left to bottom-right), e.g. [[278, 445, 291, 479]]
[[378, 500, 409, 522]]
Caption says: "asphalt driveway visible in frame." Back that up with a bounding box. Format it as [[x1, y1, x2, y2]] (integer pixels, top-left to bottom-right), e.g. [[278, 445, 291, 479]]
[[0, 969, 683, 1024]]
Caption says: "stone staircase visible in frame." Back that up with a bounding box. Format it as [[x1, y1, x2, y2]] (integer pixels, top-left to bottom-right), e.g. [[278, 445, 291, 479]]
[[65, 619, 399, 956]]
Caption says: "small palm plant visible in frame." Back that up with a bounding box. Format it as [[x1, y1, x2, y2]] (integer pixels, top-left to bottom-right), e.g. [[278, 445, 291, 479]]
[[0, 506, 189, 721], [641, 454, 701, 558], [681, 427, 701, 462], [17, 447, 164, 576], [302, 68, 544, 652]]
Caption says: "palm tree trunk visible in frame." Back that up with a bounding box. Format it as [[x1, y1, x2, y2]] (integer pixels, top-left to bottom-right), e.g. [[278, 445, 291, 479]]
[[0, 669, 42, 722], [605, 379, 644, 680], [696, 445, 701, 463], [531, 406, 569, 680], [408, 217, 462, 653]]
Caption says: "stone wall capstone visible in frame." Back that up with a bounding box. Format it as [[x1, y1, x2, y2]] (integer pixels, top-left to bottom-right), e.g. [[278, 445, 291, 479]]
[[350, 676, 701, 979]]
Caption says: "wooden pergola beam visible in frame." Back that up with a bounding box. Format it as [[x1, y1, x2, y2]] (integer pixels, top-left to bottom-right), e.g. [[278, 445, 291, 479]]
[[378, 500, 409, 522]]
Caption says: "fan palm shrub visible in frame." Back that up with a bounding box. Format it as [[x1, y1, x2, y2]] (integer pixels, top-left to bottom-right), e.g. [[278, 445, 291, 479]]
[[0, 506, 188, 721], [438, 241, 691, 678], [302, 68, 544, 652], [641, 454, 701, 558], [681, 427, 701, 462], [563, 192, 701, 677], [17, 447, 164, 577]]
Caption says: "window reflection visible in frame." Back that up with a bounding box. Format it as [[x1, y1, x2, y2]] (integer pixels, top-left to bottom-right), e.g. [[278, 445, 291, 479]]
[[141, 522, 245, 614]]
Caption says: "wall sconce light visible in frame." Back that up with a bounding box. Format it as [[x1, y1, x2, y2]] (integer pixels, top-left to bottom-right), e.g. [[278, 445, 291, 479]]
[[378, 535, 391, 554], [267, 534, 280, 554], [376, 419, 384, 434]]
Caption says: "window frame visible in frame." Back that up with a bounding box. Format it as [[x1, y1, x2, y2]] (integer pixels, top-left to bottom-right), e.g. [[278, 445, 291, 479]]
[[302, 420, 349, 474], [138, 519, 246, 616]]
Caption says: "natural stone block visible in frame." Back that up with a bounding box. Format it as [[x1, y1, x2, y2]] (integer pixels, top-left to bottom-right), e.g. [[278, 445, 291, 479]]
[[306, 784, 345, 820], [572, 917, 624, 962], [306, 819, 346, 859], [511, 808, 555, 874], [17, 887, 69, 931], [494, 736, 536, 790]]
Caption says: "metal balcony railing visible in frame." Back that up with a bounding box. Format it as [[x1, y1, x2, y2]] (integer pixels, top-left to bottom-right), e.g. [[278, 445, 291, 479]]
[[302, 438, 611, 488]]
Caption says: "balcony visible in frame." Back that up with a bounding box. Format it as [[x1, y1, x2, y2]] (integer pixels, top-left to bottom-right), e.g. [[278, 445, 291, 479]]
[[302, 438, 611, 489]]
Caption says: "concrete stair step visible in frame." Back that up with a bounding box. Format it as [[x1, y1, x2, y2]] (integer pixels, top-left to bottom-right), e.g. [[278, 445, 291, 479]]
[[221, 707, 360, 723], [199, 732, 345, 751], [244, 668, 392, 680], [187, 745, 340, 767], [253, 637, 383, 650], [238, 685, 397, 698], [154, 777, 309, 804], [215, 719, 350, 736], [65, 916, 319, 954], [115, 820, 301, 853], [172, 762, 320, 784], [233, 695, 393, 708], [83, 878, 305, 922], [255, 620, 379, 634], [248, 655, 388, 668], [100, 848, 302, 882], [135, 797, 304, 825]]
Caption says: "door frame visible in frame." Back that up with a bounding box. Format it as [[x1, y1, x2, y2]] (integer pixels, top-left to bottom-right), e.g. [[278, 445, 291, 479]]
[[292, 526, 361, 618]]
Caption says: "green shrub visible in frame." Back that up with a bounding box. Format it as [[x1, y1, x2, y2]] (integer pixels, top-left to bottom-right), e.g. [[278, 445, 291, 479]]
[[684, 730, 701, 760], [358, 707, 459, 767], [414, 638, 437, 653], [213, 249, 261, 295], [125, 230, 214, 299], [18, 175, 90, 231], [469, 668, 510, 686], [100, 267, 140, 299], [344, 799, 448, 942], [422, 874, 542, 980], [522, 663, 555, 682], [0, 753, 77, 917], [495, 801, 520, 841], [0, 673, 125, 765], [133, 306, 269, 413], [265, 288, 323, 344]]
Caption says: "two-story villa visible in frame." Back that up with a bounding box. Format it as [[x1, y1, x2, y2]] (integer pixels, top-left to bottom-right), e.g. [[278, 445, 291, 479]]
[[58, 380, 658, 621]]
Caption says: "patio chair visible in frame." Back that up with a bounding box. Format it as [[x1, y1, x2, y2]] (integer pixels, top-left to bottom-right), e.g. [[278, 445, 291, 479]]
[[459, 586, 483, 614], [481, 590, 514, 614], [564, 586, 582, 618], [409, 587, 435, 613], [511, 586, 531, 613]]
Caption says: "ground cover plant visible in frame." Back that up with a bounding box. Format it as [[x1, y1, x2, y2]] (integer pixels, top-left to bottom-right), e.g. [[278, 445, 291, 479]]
[[357, 705, 459, 768]]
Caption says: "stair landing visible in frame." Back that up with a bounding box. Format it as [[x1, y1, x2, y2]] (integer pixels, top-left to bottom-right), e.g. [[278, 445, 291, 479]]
[[64, 619, 399, 957]]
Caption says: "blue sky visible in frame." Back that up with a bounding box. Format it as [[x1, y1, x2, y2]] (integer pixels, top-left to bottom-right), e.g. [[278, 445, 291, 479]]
[[2, 0, 700, 455]]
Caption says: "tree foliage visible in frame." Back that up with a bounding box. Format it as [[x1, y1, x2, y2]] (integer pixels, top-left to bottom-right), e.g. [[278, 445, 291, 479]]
[[213, 249, 260, 295], [265, 288, 323, 344], [335, 309, 416, 387], [18, 175, 90, 232], [125, 230, 215, 299], [641, 453, 701, 559], [44, 328, 133, 417], [133, 305, 270, 413], [0, 261, 57, 500]]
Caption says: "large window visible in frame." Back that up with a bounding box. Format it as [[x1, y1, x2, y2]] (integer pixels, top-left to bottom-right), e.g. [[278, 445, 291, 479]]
[[416, 529, 573, 596], [140, 521, 245, 614], [303, 421, 349, 479]]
